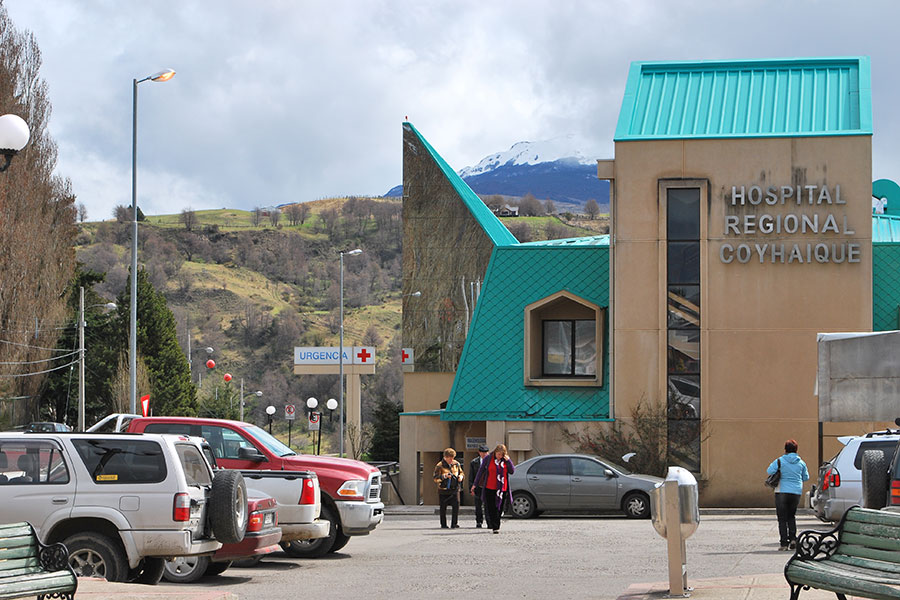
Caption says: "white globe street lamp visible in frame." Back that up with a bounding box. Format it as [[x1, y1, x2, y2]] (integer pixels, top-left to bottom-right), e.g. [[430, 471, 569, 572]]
[[0, 114, 30, 172]]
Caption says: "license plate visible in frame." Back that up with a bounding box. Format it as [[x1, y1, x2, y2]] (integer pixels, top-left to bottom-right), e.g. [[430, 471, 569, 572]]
[[264, 513, 274, 527]]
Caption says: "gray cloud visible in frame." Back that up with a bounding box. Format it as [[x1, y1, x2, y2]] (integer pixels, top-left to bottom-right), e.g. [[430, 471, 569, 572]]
[[5, 0, 900, 221]]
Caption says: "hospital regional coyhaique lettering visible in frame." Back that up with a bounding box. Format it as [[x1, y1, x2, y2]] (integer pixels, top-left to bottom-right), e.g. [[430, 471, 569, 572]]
[[720, 183, 861, 265]]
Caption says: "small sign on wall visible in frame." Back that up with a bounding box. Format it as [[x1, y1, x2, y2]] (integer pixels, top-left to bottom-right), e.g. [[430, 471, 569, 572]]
[[465, 437, 486, 450]]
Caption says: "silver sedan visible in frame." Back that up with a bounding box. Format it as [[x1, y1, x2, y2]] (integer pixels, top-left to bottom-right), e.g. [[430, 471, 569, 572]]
[[507, 454, 662, 519]]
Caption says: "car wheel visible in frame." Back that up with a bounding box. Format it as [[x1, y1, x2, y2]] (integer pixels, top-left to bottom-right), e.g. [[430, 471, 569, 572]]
[[163, 555, 210, 583], [132, 557, 166, 585], [64, 533, 127, 582], [204, 560, 233, 576], [329, 529, 351, 553], [622, 492, 651, 519], [862, 449, 888, 510], [281, 505, 338, 558], [210, 469, 248, 544], [510, 492, 537, 519]]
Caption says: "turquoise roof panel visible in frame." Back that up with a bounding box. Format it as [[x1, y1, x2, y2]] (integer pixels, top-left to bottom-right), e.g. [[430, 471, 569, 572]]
[[873, 214, 900, 243], [443, 244, 610, 422], [403, 122, 518, 247], [615, 57, 872, 141], [519, 234, 609, 247]]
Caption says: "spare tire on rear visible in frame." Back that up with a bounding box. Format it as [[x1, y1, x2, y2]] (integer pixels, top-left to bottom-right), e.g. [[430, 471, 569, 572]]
[[862, 449, 888, 510], [209, 469, 248, 544]]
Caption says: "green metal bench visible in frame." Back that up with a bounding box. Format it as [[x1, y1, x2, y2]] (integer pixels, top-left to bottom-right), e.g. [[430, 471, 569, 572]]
[[0, 522, 77, 600], [785, 506, 900, 600]]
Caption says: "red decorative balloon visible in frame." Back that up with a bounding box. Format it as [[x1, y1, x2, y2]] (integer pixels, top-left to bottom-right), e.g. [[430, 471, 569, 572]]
[[224, 373, 232, 382], [206, 359, 215, 369]]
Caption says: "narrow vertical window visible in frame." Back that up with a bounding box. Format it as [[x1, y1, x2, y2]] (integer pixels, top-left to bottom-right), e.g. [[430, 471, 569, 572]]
[[666, 187, 701, 472]]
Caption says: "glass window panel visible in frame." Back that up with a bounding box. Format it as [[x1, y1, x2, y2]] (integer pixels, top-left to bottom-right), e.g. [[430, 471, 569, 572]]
[[667, 188, 700, 240], [667, 285, 700, 329], [667, 242, 700, 284], [668, 330, 700, 373], [72, 439, 167, 484], [571, 458, 607, 477], [543, 321, 571, 375], [573, 320, 596, 376], [528, 457, 569, 475], [667, 375, 700, 419], [668, 419, 701, 472]]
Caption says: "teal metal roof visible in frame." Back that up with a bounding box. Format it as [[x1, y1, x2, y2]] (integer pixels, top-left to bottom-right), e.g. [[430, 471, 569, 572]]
[[519, 234, 609, 247], [615, 57, 872, 141], [403, 122, 519, 246], [442, 244, 610, 422], [873, 214, 900, 243]]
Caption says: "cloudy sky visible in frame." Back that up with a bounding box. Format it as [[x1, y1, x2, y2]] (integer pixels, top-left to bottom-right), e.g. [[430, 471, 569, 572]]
[[4, 0, 900, 221]]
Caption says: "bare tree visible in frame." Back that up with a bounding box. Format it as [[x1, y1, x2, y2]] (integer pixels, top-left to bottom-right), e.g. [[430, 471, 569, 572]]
[[268, 208, 281, 227], [585, 198, 600, 220], [544, 198, 556, 215], [286, 203, 302, 226], [485, 195, 505, 211], [518, 193, 542, 216], [298, 203, 310, 225], [251, 206, 262, 227], [77, 202, 87, 222], [113, 205, 130, 222], [180, 207, 196, 231]]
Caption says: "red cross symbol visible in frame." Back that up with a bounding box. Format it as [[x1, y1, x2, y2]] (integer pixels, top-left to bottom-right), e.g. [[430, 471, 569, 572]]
[[357, 348, 371, 363], [401, 350, 409, 362]]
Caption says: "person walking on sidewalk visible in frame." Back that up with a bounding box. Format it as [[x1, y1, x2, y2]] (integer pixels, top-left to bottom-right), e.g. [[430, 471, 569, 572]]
[[766, 439, 809, 551], [473, 444, 515, 534], [469, 444, 489, 528], [433, 448, 465, 529]]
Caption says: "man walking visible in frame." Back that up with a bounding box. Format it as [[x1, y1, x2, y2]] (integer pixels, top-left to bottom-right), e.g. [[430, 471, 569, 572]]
[[469, 444, 489, 528]]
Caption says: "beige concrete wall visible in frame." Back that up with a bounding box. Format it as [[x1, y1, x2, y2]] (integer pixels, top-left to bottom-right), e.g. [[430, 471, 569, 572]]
[[612, 135, 873, 506], [402, 372, 455, 413]]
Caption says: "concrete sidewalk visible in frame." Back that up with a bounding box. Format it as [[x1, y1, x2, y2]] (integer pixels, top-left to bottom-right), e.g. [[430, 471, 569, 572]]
[[76, 578, 237, 600], [617, 572, 854, 599]]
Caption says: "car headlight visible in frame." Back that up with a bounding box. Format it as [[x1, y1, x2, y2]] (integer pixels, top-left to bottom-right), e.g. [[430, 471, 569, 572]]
[[336, 479, 367, 498]]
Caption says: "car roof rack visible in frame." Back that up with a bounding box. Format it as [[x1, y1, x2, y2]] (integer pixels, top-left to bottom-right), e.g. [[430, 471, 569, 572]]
[[863, 429, 900, 438]]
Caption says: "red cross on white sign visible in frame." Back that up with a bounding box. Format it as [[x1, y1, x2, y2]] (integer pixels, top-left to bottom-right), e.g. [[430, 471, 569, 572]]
[[356, 348, 371, 363], [401, 347, 414, 365]]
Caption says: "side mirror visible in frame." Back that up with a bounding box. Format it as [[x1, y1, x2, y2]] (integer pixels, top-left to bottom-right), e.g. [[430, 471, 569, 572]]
[[604, 469, 615, 479], [238, 446, 267, 462]]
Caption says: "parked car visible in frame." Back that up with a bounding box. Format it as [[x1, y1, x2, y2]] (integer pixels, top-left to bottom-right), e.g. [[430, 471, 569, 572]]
[[126, 416, 383, 557], [810, 428, 900, 521], [0, 431, 248, 584], [163, 496, 281, 583], [24, 422, 72, 432], [507, 453, 662, 519]]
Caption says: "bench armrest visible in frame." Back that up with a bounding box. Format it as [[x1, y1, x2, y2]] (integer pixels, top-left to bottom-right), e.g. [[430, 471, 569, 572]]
[[38, 541, 71, 573], [789, 506, 854, 565]]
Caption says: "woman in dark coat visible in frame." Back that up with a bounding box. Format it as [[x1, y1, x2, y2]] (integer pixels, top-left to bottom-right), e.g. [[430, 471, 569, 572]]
[[473, 443, 515, 534]]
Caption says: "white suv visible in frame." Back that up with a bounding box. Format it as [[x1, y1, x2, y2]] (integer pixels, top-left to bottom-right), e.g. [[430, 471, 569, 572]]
[[0, 431, 248, 584], [810, 429, 900, 522]]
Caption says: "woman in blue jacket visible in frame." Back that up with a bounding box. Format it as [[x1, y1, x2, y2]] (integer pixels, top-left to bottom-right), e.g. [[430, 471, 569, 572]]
[[766, 439, 809, 550]]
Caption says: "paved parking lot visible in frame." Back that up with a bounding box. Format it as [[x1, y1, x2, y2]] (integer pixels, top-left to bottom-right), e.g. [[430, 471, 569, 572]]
[[145, 511, 829, 599]]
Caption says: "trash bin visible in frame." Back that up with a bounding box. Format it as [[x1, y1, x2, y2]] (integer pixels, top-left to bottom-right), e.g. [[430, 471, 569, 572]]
[[650, 466, 700, 540]]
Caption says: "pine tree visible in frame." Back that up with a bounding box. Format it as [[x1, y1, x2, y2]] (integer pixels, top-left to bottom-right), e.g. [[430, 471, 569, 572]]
[[115, 269, 197, 416]]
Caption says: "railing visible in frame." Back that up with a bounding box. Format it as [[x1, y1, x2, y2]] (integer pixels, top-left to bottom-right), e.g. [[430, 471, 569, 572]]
[[368, 461, 404, 505]]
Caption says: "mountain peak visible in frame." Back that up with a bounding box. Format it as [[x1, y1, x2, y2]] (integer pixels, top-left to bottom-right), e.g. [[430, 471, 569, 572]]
[[458, 134, 595, 178]]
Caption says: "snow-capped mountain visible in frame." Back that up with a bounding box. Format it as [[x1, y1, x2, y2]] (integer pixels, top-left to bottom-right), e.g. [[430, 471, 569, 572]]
[[385, 136, 609, 213], [458, 135, 596, 178]]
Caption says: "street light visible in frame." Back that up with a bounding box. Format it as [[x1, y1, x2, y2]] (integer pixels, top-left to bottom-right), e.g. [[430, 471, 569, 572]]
[[265, 405, 276, 434], [239, 377, 263, 422], [339, 248, 362, 458], [130, 68, 175, 415], [78, 287, 116, 431], [0, 114, 30, 172]]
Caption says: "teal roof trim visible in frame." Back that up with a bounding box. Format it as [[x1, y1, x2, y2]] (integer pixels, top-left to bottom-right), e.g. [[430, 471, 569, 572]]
[[615, 57, 872, 141], [519, 234, 609, 247], [873, 214, 900, 243], [443, 244, 610, 422], [403, 122, 519, 247]]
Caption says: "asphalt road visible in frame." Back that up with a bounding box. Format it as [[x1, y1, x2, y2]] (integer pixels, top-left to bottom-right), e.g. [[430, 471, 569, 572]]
[[152, 511, 828, 600]]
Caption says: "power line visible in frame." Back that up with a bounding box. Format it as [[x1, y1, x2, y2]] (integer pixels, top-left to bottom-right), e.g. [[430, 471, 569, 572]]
[[0, 338, 74, 352], [0, 359, 79, 378], [0, 349, 79, 365]]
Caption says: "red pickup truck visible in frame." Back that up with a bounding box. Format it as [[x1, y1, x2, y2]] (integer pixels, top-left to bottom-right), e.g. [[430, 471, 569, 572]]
[[126, 416, 384, 557]]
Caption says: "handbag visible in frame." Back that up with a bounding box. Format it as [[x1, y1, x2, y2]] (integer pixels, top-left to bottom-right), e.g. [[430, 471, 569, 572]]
[[765, 458, 781, 488]]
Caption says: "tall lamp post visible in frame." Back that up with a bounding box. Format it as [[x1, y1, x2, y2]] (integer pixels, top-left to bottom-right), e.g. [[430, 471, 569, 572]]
[[77, 287, 116, 431], [338, 248, 362, 458], [0, 114, 30, 172], [239, 377, 262, 422], [130, 68, 175, 415]]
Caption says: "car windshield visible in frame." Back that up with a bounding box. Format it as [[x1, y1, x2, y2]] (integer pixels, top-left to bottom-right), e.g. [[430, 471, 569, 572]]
[[245, 425, 297, 457]]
